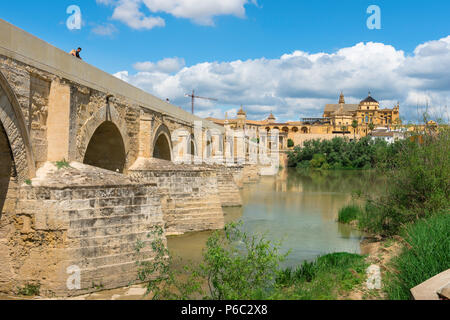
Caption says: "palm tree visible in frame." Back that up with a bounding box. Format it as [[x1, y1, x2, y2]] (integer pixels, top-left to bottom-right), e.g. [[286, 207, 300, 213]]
[[341, 126, 348, 137], [368, 122, 375, 134], [351, 120, 358, 140]]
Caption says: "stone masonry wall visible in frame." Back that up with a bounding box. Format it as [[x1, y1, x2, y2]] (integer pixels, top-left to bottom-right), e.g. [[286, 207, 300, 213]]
[[29, 74, 50, 168], [0, 124, 19, 293], [129, 158, 225, 236], [0, 162, 165, 297], [203, 165, 243, 207]]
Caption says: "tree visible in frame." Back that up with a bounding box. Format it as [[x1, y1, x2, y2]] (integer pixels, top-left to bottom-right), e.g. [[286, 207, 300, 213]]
[[287, 139, 295, 148], [368, 123, 375, 134], [351, 120, 358, 140], [341, 126, 348, 137]]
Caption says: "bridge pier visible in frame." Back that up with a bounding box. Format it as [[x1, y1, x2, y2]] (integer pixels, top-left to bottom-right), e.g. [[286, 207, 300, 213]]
[[2, 162, 165, 297], [129, 158, 225, 236]]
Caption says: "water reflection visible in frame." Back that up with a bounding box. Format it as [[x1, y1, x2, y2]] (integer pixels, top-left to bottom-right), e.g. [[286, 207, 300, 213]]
[[168, 169, 382, 268]]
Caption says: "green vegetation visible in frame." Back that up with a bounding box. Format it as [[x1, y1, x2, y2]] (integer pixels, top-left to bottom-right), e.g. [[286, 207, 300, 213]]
[[287, 136, 406, 170], [338, 205, 363, 224], [357, 128, 449, 235], [25, 179, 32, 186], [136, 225, 204, 300], [384, 214, 450, 300], [55, 159, 71, 170], [17, 283, 40, 296], [202, 222, 289, 300], [274, 253, 368, 300], [137, 223, 366, 300], [335, 126, 450, 299], [287, 139, 295, 148]]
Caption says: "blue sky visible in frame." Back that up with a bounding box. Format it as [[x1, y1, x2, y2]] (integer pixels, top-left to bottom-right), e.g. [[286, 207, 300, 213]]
[[1, 0, 449, 122]]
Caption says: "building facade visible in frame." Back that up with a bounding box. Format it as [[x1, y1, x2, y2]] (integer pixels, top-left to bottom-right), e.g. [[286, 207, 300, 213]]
[[207, 93, 402, 150]]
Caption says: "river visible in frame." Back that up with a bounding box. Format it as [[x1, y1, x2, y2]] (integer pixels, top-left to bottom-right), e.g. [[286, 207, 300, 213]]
[[168, 169, 382, 269], [0, 169, 381, 300]]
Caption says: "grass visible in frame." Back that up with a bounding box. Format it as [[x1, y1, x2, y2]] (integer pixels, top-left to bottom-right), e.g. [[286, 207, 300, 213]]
[[17, 283, 40, 296], [384, 213, 450, 300], [338, 205, 363, 224], [274, 252, 369, 300], [55, 159, 71, 170]]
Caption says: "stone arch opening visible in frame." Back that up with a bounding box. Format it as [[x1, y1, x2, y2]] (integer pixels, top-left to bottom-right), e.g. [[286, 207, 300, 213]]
[[0, 123, 15, 219], [301, 127, 308, 134], [83, 121, 126, 173], [205, 130, 213, 159], [154, 134, 172, 161], [188, 134, 197, 156], [153, 125, 172, 161], [0, 71, 35, 182]]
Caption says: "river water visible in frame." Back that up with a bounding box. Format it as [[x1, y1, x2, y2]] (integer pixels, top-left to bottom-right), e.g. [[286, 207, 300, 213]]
[[168, 169, 381, 269], [0, 169, 381, 300]]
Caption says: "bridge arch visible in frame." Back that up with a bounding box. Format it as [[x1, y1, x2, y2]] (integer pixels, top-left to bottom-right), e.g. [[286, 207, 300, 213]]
[[153, 124, 172, 161], [78, 105, 129, 172], [189, 134, 197, 156], [0, 71, 35, 182], [83, 121, 127, 173]]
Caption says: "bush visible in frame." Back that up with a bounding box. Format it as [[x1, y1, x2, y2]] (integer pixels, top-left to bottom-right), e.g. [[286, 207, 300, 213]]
[[202, 222, 289, 300], [287, 139, 295, 148], [384, 213, 450, 300], [138, 222, 289, 300], [359, 129, 450, 235], [338, 205, 363, 224]]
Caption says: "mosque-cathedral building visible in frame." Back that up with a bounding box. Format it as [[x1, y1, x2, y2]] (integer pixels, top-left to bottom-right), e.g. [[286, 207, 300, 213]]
[[206, 92, 401, 149]]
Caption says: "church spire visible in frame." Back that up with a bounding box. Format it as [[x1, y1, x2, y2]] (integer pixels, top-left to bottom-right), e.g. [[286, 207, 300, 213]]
[[339, 91, 345, 104]]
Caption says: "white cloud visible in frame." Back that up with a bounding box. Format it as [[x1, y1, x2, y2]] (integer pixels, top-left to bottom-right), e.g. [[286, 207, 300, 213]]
[[111, 0, 165, 30], [114, 37, 450, 122], [133, 57, 186, 73], [92, 23, 118, 36], [97, 0, 257, 29]]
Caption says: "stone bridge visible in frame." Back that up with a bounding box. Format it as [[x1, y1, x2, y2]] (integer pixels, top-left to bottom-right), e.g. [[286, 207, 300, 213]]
[[0, 20, 261, 297]]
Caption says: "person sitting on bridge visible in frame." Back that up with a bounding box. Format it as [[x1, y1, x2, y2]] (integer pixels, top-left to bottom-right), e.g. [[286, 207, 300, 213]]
[[69, 47, 82, 60]]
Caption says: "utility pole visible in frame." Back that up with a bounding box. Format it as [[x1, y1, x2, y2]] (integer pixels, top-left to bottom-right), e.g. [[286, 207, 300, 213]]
[[185, 90, 218, 114]]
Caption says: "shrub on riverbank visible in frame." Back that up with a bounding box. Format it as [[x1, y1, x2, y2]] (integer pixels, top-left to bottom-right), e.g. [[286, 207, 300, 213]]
[[384, 213, 450, 300], [274, 253, 368, 300], [137, 222, 289, 300], [137, 223, 368, 300], [287, 137, 405, 170], [359, 128, 450, 235], [338, 205, 363, 224]]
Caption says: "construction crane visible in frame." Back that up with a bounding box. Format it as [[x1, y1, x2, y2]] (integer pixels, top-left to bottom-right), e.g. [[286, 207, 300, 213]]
[[185, 90, 218, 114]]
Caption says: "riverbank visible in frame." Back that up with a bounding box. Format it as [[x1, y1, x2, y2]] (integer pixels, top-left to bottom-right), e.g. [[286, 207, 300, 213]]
[[337, 127, 450, 300]]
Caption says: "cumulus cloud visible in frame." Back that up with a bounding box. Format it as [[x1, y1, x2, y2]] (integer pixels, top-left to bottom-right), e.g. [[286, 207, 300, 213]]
[[114, 37, 450, 122], [133, 57, 186, 73], [97, 0, 257, 29], [91, 23, 118, 36]]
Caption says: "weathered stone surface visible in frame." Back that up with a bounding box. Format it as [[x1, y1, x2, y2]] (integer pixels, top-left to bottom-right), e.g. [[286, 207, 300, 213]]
[[411, 269, 450, 300], [129, 158, 225, 235], [438, 283, 450, 300], [0, 162, 165, 297]]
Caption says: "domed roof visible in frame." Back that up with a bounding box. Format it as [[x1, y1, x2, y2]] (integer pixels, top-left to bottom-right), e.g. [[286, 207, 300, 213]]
[[237, 105, 246, 116], [339, 92, 345, 104], [361, 92, 378, 104], [268, 112, 276, 120]]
